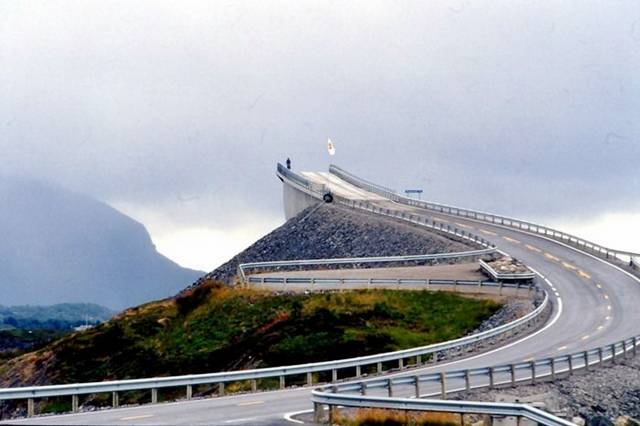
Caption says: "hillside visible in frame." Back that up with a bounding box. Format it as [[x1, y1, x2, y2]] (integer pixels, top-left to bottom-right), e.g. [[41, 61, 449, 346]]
[[0, 282, 499, 390], [0, 176, 202, 309]]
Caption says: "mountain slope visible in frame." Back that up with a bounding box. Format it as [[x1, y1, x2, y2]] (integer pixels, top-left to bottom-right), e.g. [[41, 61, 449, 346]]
[[0, 176, 202, 309]]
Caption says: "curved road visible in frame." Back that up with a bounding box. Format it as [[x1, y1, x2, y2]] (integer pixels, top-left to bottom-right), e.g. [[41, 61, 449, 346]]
[[4, 170, 639, 425]]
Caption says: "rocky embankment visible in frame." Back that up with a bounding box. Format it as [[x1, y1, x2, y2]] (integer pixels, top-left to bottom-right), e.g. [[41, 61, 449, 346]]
[[189, 203, 474, 288], [454, 356, 640, 425]]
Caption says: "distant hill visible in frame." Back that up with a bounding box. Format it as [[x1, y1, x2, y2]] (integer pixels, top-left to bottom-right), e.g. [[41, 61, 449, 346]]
[[0, 176, 203, 309], [0, 303, 114, 331]]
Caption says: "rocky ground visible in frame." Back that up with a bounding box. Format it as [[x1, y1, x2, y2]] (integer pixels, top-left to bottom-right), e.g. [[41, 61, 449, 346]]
[[454, 356, 640, 425], [187, 203, 474, 289]]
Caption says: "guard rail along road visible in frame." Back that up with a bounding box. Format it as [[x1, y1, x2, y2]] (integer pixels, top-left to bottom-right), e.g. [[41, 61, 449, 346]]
[[328, 164, 640, 267]]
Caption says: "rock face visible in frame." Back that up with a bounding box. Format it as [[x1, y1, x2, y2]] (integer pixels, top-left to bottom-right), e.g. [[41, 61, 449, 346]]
[[454, 356, 640, 423], [193, 203, 473, 287], [0, 177, 202, 309]]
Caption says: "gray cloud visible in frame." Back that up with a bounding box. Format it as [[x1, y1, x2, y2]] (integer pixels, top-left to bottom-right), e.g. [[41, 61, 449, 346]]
[[1, 0, 638, 231]]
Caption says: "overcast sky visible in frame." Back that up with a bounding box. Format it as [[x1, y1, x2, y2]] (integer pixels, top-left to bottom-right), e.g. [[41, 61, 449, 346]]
[[2, 1, 639, 270]]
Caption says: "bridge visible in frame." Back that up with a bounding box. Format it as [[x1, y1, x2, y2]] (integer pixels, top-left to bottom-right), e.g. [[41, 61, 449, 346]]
[[2, 163, 639, 425]]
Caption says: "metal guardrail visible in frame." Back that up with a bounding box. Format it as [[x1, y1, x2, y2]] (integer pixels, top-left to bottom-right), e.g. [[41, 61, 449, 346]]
[[247, 276, 535, 294], [479, 259, 536, 281], [329, 164, 640, 266], [239, 248, 497, 282], [311, 394, 575, 426], [312, 335, 640, 425], [277, 163, 327, 195], [0, 291, 549, 417]]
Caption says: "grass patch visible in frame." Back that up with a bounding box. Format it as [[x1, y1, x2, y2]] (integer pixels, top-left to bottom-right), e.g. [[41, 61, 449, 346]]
[[1, 281, 500, 386]]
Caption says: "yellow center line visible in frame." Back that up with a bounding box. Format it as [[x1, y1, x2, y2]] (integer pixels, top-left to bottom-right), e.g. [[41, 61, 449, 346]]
[[578, 270, 591, 279], [503, 236, 521, 244], [526, 244, 542, 253], [237, 401, 265, 407], [480, 229, 498, 236], [562, 262, 577, 270], [121, 415, 154, 421], [434, 217, 449, 223], [523, 357, 534, 362], [455, 222, 472, 229], [545, 253, 560, 262]]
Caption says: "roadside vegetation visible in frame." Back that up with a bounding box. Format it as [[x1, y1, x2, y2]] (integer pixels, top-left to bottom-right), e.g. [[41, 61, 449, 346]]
[[334, 408, 461, 426], [0, 281, 500, 388]]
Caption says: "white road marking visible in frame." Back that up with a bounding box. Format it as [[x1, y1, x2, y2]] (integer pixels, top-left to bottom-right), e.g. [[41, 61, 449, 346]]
[[557, 346, 568, 351], [604, 294, 609, 300], [582, 335, 590, 340], [225, 418, 257, 424], [283, 409, 309, 424], [608, 305, 612, 311]]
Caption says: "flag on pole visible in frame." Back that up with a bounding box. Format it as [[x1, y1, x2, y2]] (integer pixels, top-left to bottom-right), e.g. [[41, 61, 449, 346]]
[[327, 138, 336, 156]]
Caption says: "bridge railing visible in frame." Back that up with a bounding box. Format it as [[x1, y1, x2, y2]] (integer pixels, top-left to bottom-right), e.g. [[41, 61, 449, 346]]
[[239, 248, 497, 281], [312, 334, 640, 426], [329, 164, 640, 266]]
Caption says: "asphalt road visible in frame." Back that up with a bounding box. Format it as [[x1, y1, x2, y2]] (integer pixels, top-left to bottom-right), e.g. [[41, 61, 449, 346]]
[[4, 172, 639, 425]]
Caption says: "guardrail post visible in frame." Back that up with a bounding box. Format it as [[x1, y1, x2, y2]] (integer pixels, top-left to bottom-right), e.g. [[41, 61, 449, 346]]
[[568, 356, 574, 375], [440, 373, 447, 399], [499, 281, 504, 295], [355, 365, 361, 378], [489, 367, 495, 389], [279, 375, 286, 389], [27, 398, 35, 417], [331, 369, 338, 383], [414, 376, 421, 397], [313, 402, 322, 423], [584, 351, 590, 371], [151, 388, 158, 403], [218, 383, 225, 396], [598, 347, 604, 365], [72, 394, 79, 412], [306, 372, 313, 386], [251, 379, 258, 392], [611, 344, 617, 364], [113, 391, 120, 407], [387, 379, 393, 397], [465, 370, 471, 391], [551, 358, 556, 380], [510, 364, 516, 386], [398, 358, 404, 370], [377, 362, 383, 374], [531, 362, 536, 384], [361, 382, 367, 396], [623, 340, 629, 358]]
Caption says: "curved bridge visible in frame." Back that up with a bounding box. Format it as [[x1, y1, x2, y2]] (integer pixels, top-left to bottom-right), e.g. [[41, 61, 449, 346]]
[[2, 164, 639, 425]]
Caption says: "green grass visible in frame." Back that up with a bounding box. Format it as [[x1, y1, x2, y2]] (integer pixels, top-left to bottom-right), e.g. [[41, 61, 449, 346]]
[[0, 281, 500, 387]]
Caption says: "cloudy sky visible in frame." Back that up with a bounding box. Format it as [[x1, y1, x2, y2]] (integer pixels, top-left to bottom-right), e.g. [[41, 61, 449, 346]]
[[2, 1, 639, 270]]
